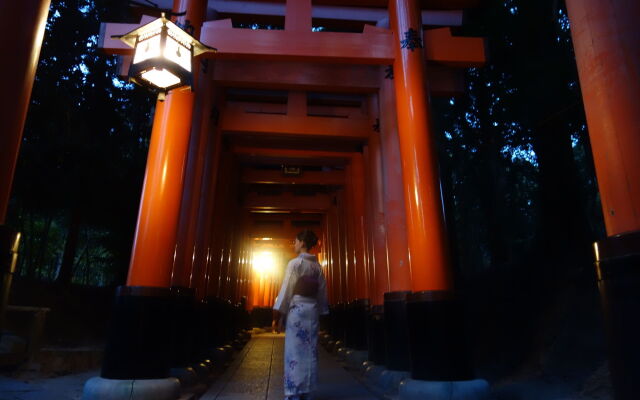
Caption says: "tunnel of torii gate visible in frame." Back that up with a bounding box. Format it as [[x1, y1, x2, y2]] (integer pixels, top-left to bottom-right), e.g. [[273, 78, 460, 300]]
[[1, 0, 640, 399]]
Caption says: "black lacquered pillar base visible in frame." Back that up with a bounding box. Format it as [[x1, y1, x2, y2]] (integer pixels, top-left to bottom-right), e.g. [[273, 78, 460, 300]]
[[406, 291, 473, 381], [101, 286, 172, 379], [319, 312, 329, 332], [193, 298, 211, 360], [221, 299, 235, 344], [250, 307, 273, 328], [233, 301, 249, 334], [595, 231, 640, 400], [327, 305, 336, 338], [367, 304, 386, 365], [205, 297, 227, 348], [331, 303, 346, 343], [346, 298, 369, 351], [168, 287, 196, 368], [383, 291, 411, 371]]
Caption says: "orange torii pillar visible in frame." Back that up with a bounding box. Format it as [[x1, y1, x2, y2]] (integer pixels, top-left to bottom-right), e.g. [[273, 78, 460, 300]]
[[206, 149, 234, 300], [351, 153, 370, 302], [233, 240, 250, 331], [389, 0, 487, 396], [318, 218, 331, 332], [242, 240, 252, 306], [318, 215, 332, 307], [171, 69, 216, 290], [199, 104, 224, 305], [218, 165, 238, 303], [86, 1, 213, 396], [219, 174, 240, 301], [190, 111, 223, 301], [329, 204, 344, 305], [378, 47, 414, 375], [365, 96, 392, 308], [361, 153, 376, 308], [343, 165, 358, 304], [333, 195, 348, 306], [321, 215, 333, 303], [343, 157, 370, 352], [0, 0, 50, 223], [186, 104, 225, 367], [0, 0, 50, 333], [565, 1, 640, 398], [200, 146, 236, 345], [202, 150, 229, 301], [327, 214, 339, 304], [228, 213, 245, 306], [234, 217, 251, 307], [167, 36, 217, 375], [325, 201, 339, 335], [240, 240, 251, 306], [363, 129, 392, 366], [214, 148, 245, 345], [226, 229, 240, 302], [332, 189, 350, 343]]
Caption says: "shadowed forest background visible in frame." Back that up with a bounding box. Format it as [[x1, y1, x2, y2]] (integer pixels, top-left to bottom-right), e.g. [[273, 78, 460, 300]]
[[6, 0, 609, 396]]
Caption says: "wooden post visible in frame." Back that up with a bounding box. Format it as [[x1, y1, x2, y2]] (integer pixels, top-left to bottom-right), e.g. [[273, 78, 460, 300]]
[[127, 89, 195, 287], [344, 167, 358, 302], [329, 202, 343, 304], [365, 134, 391, 306], [350, 153, 369, 300], [387, 0, 474, 382], [565, 1, 640, 398], [379, 68, 413, 293], [191, 114, 223, 300], [172, 66, 216, 289], [565, 0, 640, 237], [0, 0, 50, 222], [389, 0, 452, 293], [285, 0, 311, 32]]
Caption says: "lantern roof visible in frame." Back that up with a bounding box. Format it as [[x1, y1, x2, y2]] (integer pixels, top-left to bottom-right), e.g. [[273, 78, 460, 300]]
[[111, 13, 216, 57]]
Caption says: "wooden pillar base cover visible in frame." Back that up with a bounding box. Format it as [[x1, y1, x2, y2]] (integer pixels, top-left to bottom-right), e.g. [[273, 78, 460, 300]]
[[595, 231, 640, 400]]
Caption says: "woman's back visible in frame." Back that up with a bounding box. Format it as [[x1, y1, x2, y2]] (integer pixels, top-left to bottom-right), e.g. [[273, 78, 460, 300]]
[[293, 255, 322, 298], [273, 252, 329, 317]]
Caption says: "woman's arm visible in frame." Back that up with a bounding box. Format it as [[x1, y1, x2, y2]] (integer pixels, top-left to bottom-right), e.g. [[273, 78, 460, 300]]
[[273, 258, 297, 314], [317, 268, 329, 315]]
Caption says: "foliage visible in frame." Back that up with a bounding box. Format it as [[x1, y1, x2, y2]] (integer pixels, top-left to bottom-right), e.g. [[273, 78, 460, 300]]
[[7, 0, 155, 286], [434, 0, 604, 278]]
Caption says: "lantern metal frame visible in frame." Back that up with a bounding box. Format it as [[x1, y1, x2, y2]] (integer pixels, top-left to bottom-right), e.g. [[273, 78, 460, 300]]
[[112, 13, 216, 92]]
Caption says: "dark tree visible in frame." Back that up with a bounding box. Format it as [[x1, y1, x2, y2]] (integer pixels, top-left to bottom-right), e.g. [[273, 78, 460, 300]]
[[8, 0, 155, 286]]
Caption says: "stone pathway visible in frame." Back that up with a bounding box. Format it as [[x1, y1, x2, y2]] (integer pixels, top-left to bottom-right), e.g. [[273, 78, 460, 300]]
[[202, 333, 380, 400], [0, 333, 379, 400], [0, 370, 94, 400]]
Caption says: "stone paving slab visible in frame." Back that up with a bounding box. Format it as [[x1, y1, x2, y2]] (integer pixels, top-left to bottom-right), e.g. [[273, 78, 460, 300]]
[[0, 370, 96, 400], [202, 333, 380, 400], [0, 333, 380, 400]]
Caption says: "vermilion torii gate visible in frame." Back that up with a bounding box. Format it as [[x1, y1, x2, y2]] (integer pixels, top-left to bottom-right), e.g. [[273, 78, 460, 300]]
[[1, 0, 639, 399]]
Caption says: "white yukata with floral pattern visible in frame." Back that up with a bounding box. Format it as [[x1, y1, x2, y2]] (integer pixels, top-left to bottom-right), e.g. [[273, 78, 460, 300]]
[[273, 253, 329, 399]]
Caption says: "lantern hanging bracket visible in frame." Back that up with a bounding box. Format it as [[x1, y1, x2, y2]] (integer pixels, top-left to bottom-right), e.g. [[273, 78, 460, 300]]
[[128, 0, 187, 17], [111, 13, 217, 56]]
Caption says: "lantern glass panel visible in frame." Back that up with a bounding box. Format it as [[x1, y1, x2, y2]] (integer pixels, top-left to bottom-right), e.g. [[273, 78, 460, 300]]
[[141, 68, 181, 88], [133, 33, 161, 65], [164, 34, 192, 72]]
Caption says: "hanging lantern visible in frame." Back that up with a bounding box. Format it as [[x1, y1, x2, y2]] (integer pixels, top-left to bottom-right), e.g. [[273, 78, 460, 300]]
[[113, 13, 216, 92]]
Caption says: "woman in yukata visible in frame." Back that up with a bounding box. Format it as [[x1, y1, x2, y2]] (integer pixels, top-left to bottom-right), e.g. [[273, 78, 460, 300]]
[[273, 230, 329, 400]]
